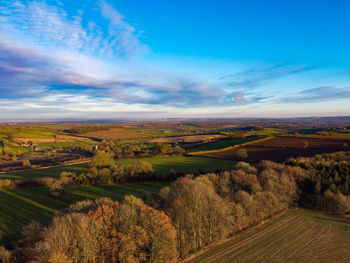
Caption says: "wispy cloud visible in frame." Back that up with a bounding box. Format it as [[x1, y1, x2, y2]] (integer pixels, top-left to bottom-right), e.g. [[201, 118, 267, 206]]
[[100, 0, 147, 57], [220, 64, 313, 90], [282, 86, 350, 103], [0, 38, 227, 106], [0, 0, 234, 108], [0, 0, 145, 57]]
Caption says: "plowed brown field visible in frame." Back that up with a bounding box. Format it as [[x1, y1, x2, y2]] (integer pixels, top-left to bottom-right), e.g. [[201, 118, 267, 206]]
[[194, 136, 350, 162]]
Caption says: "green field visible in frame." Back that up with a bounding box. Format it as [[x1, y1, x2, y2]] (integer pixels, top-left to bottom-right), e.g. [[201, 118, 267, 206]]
[[0, 182, 169, 243], [187, 209, 350, 263], [114, 156, 236, 174], [332, 132, 350, 137], [250, 128, 280, 135], [187, 136, 261, 152], [0, 163, 90, 180], [0, 126, 59, 139], [1, 156, 236, 181]]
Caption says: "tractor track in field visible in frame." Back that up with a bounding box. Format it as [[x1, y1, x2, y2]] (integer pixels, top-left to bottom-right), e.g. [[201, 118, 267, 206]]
[[186, 210, 350, 263], [186, 212, 297, 263]]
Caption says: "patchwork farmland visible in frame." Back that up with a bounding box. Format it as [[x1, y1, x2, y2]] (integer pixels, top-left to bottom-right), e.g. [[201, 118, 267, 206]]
[[191, 136, 350, 162]]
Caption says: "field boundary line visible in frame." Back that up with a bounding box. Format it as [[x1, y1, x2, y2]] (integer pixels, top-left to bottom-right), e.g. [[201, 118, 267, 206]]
[[278, 134, 350, 140], [0, 158, 91, 174], [187, 136, 273, 156]]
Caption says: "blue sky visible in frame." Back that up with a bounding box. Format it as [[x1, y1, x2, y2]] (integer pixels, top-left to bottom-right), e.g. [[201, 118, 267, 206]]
[[0, 0, 350, 119]]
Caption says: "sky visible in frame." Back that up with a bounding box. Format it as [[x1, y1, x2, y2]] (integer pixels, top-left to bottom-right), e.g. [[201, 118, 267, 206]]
[[0, 0, 350, 120]]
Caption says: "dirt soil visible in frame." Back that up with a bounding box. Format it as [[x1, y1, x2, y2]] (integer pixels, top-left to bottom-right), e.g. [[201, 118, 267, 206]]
[[195, 136, 350, 163]]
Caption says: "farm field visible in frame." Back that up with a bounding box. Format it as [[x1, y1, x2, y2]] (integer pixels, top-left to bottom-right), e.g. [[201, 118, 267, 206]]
[[250, 136, 349, 148], [250, 127, 280, 135], [149, 134, 223, 144], [187, 209, 350, 263], [0, 156, 237, 180], [186, 136, 261, 152], [14, 135, 91, 144], [83, 127, 153, 140], [114, 156, 237, 174], [0, 182, 170, 243], [0, 162, 89, 180], [194, 136, 350, 163]]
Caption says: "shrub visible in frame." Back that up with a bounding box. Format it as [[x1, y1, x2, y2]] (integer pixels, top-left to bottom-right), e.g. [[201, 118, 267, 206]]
[[22, 159, 31, 169], [0, 246, 12, 263], [237, 148, 248, 159], [0, 179, 14, 189], [90, 150, 114, 168]]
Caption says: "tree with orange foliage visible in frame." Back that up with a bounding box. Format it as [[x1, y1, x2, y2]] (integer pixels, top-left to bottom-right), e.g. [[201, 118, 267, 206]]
[[89, 195, 178, 263]]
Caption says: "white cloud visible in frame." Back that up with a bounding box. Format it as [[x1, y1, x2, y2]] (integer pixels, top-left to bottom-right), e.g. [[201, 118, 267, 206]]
[[0, 0, 145, 58]]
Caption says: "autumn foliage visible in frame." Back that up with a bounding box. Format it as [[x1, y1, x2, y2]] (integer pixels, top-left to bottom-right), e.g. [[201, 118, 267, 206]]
[[16, 196, 177, 263]]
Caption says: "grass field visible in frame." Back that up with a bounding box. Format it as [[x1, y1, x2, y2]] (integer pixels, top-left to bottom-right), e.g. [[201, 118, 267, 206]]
[[187, 209, 350, 263], [0, 163, 89, 180], [149, 134, 223, 144], [114, 156, 236, 174], [0, 182, 169, 243], [83, 127, 153, 140], [0, 156, 237, 180], [332, 132, 350, 137], [250, 128, 280, 135], [0, 126, 59, 140], [186, 136, 261, 152]]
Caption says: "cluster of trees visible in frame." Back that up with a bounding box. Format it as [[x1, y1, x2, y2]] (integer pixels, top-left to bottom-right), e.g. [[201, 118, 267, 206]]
[[33, 152, 154, 199], [220, 131, 247, 139], [72, 160, 154, 186], [0, 146, 18, 161], [286, 151, 350, 195], [161, 161, 302, 257], [155, 143, 185, 156], [286, 151, 350, 215], [107, 142, 185, 159], [75, 151, 154, 185], [2, 196, 177, 262], [39, 163, 154, 200], [57, 145, 95, 156]]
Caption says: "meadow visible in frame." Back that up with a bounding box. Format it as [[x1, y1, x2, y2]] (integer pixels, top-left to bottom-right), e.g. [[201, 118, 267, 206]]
[[187, 209, 350, 263], [0, 156, 237, 180], [83, 127, 153, 140], [249, 127, 280, 135], [114, 156, 236, 174]]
